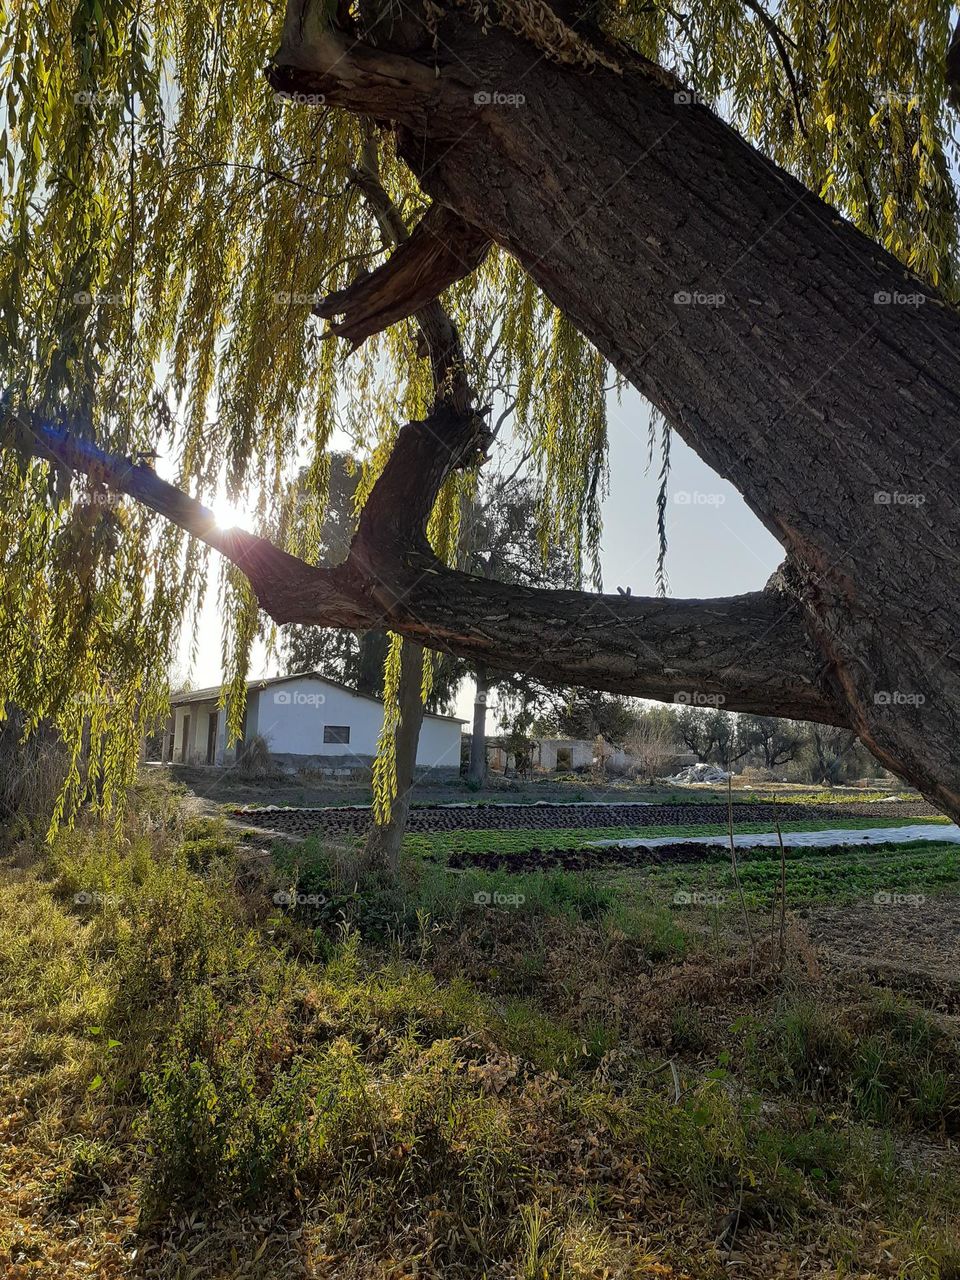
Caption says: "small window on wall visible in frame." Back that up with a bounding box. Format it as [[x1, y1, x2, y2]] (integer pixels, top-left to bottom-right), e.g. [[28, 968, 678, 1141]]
[[323, 725, 350, 744]]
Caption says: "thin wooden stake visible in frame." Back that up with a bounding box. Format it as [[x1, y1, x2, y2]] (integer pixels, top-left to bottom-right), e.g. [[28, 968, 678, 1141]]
[[770, 793, 779, 949], [727, 774, 755, 965], [774, 793, 787, 970]]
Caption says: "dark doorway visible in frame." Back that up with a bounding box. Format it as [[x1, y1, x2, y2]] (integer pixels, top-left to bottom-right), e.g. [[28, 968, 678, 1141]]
[[206, 712, 218, 765]]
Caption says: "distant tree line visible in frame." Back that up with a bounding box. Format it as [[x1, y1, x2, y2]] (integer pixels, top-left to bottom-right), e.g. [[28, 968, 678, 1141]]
[[533, 691, 888, 785]]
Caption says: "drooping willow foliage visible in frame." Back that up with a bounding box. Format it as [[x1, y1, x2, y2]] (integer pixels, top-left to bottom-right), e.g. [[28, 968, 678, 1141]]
[[0, 0, 957, 826]]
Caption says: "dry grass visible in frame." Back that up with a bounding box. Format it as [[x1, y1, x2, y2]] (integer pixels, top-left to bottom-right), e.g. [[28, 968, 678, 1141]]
[[1, 778, 960, 1278]]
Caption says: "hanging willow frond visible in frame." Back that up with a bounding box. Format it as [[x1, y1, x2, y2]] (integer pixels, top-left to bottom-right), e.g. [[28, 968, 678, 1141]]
[[370, 631, 403, 825], [654, 414, 671, 600], [0, 0, 956, 829]]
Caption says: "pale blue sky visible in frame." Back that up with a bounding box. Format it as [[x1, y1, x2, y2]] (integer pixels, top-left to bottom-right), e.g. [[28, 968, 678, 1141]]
[[599, 387, 782, 601]]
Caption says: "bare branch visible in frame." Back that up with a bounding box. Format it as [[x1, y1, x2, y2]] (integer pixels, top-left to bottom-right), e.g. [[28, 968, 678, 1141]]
[[340, 135, 476, 411], [742, 0, 808, 138]]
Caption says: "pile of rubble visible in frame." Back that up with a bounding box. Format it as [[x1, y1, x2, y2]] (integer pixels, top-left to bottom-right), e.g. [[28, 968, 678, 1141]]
[[669, 762, 731, 784]]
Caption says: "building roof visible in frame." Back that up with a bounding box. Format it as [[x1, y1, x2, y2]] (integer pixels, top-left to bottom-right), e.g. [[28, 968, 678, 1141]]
[[170, 670, 466, 723]]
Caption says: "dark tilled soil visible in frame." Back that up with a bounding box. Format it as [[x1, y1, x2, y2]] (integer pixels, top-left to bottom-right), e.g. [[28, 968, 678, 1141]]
[[804, 900, 960, 1010], [234, 798, 938, 838], [442, 838, 938, 873], [444, 841, 729, 872]]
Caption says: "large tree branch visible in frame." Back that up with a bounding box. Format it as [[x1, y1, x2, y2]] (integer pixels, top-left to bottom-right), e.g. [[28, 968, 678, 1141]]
[[314, 202, 491, 348], [18, 412, 846, 726], [26, 420, 366, 629], [268, 3, 470, 130], [337, 412, 845, 724]]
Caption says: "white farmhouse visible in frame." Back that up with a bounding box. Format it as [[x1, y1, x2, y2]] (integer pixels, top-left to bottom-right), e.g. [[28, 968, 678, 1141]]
[[163, 671, 464, 771]]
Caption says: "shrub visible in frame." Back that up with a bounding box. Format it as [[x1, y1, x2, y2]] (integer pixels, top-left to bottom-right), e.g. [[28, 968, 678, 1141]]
[[750, 992, 960, 1131], [235, 733, 278, 780], [141, 989, 316, 1210], [179, 815, 237, 870], [0, 711, 68, 835]]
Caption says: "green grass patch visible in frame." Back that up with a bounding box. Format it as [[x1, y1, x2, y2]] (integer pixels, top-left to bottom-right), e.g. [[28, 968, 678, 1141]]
[[763, 789, 917, 806], [273, 835, 690, 963], [741, 989, 960, 1131], [632, 841, 960, 908]]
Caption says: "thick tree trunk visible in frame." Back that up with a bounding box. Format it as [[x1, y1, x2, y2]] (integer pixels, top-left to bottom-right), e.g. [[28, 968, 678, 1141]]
[[265, 6, 960, 819], [468, 664, 489, 785], [356, 629, 388, 697], [360, 638, 425, 877]]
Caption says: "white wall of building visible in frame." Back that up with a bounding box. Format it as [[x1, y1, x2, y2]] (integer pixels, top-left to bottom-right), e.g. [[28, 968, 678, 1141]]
[[254, 677, 382, 757], [413, 715, 464, 770], [535, 738, 595, 771], [252, 676, 462, 767], [169, 676, 462, 768]]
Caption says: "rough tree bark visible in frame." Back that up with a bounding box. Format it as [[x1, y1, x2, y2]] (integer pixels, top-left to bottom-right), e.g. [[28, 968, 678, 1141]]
[[467, 663, 489, 785], [22, 0, 960, 822], [356, 629, 389, 697], [350, 133, 464, 878], [261, 0, 960, 818]]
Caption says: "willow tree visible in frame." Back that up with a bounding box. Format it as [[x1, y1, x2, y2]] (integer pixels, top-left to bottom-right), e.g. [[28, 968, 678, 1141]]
[[1, 0, 960, 824]]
